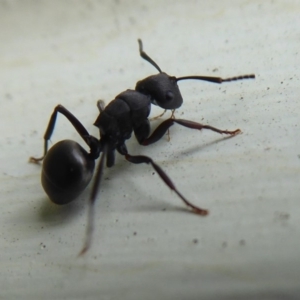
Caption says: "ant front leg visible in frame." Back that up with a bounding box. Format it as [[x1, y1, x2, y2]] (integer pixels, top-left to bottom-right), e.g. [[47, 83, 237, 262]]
[[166, 110, 176, 141], [149, 109, 167, 121], [142, 117, 241, 146], [29, 105, 93, 163]]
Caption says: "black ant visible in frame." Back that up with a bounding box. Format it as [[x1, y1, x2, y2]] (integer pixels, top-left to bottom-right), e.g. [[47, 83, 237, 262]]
[[30, 39, 255, 254]]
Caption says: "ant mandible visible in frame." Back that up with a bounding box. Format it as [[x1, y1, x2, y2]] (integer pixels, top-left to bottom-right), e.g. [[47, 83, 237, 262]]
[[30, 39, 255, 254]]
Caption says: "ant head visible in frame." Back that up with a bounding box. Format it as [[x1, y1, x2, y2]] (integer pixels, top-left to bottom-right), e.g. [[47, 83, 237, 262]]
[[135, 73, 183, 109]]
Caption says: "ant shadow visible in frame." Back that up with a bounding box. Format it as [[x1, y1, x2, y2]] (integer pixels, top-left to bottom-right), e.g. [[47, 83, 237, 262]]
[[178, 133, 239, 157], [122, 132, 238, 214], [37, 196, 85, 227], [133, 201, 196, 215]]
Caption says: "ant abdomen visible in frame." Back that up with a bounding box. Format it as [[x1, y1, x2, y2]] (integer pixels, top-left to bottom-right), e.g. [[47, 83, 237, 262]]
[[41, 140, 95, 205]]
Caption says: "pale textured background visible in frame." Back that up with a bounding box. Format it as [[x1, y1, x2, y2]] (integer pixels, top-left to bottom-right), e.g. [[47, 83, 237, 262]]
[[1, 1, 300, 299]]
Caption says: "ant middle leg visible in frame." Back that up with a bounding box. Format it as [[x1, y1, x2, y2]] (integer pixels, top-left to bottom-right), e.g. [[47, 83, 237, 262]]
[[142, 117, 241, 146], [149, 109, 175, 141]]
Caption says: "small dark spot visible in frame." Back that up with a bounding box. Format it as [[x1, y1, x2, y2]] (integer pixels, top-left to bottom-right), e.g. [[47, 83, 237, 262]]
[[40, 242, 46, 249], [267, 87, 270, 90], [222, 241, 227, 248], [128, 17, 136, 25], [274, 211, 290, 221], [193, 238, 198, 244], [239, 239, 246, 246], [5, 93, 12, 100], [133, 231, 137, 236], [152, 172, 155, 175], [212, 68, 218, 72], [30, 130, 38, 136]]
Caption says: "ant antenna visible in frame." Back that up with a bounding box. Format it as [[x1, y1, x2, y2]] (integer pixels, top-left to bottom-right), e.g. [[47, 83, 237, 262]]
[[177, 74, 255, 84], [138, 39, 162, 73]]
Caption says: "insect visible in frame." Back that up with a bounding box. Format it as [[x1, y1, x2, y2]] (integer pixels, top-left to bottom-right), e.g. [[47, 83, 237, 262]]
[[30, 39, 255, 254]]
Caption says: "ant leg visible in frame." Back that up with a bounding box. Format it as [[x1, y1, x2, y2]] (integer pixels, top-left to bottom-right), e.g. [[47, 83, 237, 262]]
[[96, 100, 105, 113], [29, 105, 93, 163], [142, 118, 241, 146], [149, 109, 167, 121], [166, 110, 176, 141], [79, 144, 107, 256], [124, 152, 208, 215]]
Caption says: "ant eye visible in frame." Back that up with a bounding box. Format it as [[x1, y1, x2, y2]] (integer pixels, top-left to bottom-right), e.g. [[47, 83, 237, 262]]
[[165, 91, 174, 101]]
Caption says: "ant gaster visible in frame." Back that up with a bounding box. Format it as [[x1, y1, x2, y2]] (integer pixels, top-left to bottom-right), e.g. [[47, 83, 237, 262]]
[[30, 39, 255, 254]]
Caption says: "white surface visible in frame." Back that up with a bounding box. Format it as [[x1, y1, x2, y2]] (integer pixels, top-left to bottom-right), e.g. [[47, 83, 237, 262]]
[[1, 1, 300, 299]]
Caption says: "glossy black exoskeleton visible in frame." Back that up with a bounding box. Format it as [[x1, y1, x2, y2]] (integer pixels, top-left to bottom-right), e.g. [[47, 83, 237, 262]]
[[30, 39, 255, 254]]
